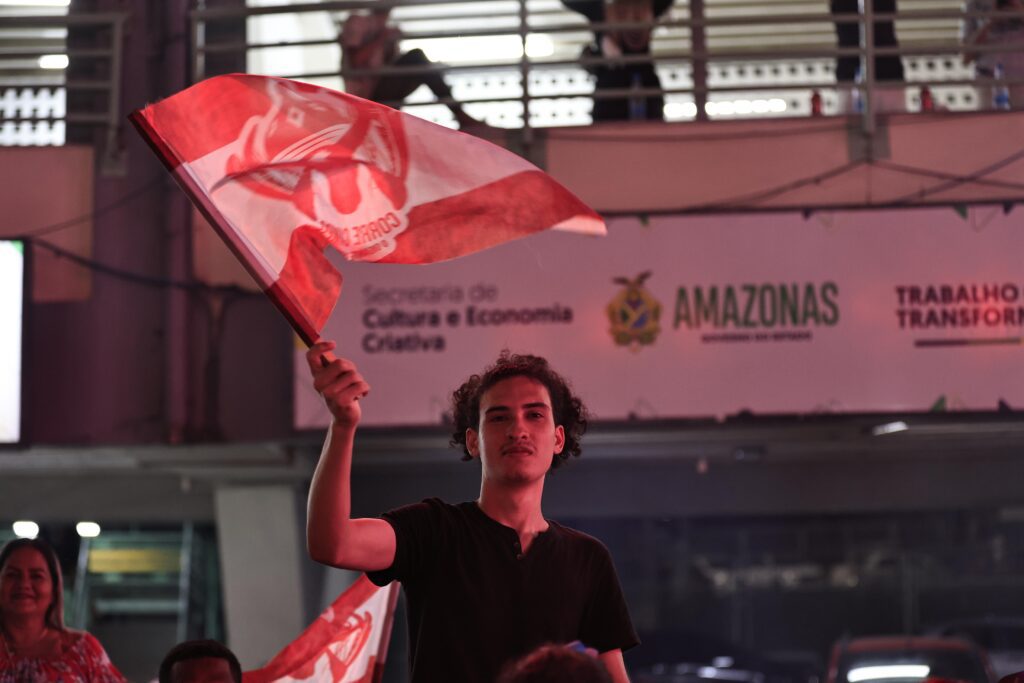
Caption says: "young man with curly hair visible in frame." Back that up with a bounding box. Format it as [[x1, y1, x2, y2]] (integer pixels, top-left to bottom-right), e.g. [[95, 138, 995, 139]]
[[305, 341, 637, 683]]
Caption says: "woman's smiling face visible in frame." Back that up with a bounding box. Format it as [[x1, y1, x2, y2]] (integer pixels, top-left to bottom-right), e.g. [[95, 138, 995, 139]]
[[0, 546, 54, 621]]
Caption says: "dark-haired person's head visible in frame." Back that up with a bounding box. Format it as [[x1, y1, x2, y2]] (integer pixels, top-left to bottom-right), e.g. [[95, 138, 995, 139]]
[[498, 644, 613, 683], [449, 351, 589, 471], [606, 0, 656, 52], [159, 640, 242, 683], [0, 537, 65, 631], [370, 3, 392, 18]]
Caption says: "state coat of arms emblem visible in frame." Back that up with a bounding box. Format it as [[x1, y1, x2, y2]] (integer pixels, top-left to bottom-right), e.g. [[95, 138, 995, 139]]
[[607, 271, 661, 348]]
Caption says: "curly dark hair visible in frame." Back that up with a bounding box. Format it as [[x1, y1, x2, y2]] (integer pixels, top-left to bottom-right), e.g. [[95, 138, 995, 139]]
[[449, 351, 589, 469], [497, 644, 611, 683], [159, 640, 242, 683]]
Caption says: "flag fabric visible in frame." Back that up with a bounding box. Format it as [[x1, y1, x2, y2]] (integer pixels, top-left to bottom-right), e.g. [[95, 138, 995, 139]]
[[243, 575, 400, 683], [130, 74, 606, 344]]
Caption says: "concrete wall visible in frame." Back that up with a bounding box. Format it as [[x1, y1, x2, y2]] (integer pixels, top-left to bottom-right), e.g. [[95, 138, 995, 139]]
[[0, 0, 294, 447]]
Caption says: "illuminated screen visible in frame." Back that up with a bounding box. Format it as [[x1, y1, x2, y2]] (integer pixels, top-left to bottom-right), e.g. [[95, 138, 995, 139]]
[[0, 240, 25, 445]]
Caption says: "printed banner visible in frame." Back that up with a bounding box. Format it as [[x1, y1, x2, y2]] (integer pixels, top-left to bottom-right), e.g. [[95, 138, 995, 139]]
[[295, 206, 1024, 428]]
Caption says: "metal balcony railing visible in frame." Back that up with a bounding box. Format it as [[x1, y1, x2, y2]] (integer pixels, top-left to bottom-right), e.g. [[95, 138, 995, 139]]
[[2, 2, 1021, 161], [189, 0, 1024, 141], [0, 8, 125, 172]]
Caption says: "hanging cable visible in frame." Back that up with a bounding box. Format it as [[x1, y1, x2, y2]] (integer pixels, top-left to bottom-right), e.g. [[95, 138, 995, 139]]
[[884, 146, 1024, 205], [16, 178, 164, 239], [600, 160, 865, 217], [871, 157, 1024, 194], [30, 237, 257, 295]]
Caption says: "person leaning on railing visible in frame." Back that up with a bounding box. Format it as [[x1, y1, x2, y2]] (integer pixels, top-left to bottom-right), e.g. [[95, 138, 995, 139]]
[[338, 5, 485, 129], [563, 0, 673, 122], [830, 0, 906, 112], [962, 0, 1024, 108], [0, 538, 126, 683]]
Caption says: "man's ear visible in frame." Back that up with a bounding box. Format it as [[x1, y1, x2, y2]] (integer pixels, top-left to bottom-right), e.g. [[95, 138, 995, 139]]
[[554, 425, 565, 455], [466, 428, 480, 459]]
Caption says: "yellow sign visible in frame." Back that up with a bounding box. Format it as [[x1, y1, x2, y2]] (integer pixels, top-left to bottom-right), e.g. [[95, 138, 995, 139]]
[[88, 548, 180, 574]]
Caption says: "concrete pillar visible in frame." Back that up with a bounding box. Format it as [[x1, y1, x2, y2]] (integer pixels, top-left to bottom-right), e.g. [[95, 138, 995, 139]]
[[215, 485, 306, 668]]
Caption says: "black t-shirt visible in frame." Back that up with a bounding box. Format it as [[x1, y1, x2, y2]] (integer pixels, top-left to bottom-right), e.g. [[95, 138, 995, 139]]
[[367, 498, 639, 683]]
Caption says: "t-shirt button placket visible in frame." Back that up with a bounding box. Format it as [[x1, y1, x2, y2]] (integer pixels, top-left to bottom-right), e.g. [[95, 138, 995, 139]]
[[514, 541, 523, 560]]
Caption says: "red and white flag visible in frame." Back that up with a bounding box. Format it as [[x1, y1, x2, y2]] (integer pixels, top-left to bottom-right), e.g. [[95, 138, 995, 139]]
[[130, 74, 605, 344], [243, 576, 400, 683]]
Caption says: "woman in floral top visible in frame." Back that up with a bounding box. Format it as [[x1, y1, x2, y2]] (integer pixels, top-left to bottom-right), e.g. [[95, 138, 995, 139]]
[[0, 538, 125, 683]]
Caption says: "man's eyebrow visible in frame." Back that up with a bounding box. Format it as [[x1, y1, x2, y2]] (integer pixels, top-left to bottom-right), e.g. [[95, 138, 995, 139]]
[[483, 402, 550, 414], [483, 406, 510, 415]]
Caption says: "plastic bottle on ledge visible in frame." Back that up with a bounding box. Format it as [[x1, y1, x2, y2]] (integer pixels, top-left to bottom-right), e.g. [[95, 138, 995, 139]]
[[994, 62, 1011, 110], [810, 89, 823, 116], [919, 85, 934, 112], [629, 72, 647, 121], [851, 68, 865, 114]]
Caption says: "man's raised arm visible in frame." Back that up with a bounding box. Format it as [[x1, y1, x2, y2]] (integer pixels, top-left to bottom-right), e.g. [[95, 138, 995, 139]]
[[305, 340, 396, 572]]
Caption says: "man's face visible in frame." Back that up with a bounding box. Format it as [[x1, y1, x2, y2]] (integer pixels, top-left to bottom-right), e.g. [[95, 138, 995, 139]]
[[170, 658, 236, 683], [607, 0, 655, 52], [466, 376, 566, 485], [0, 547, 54, 621]]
